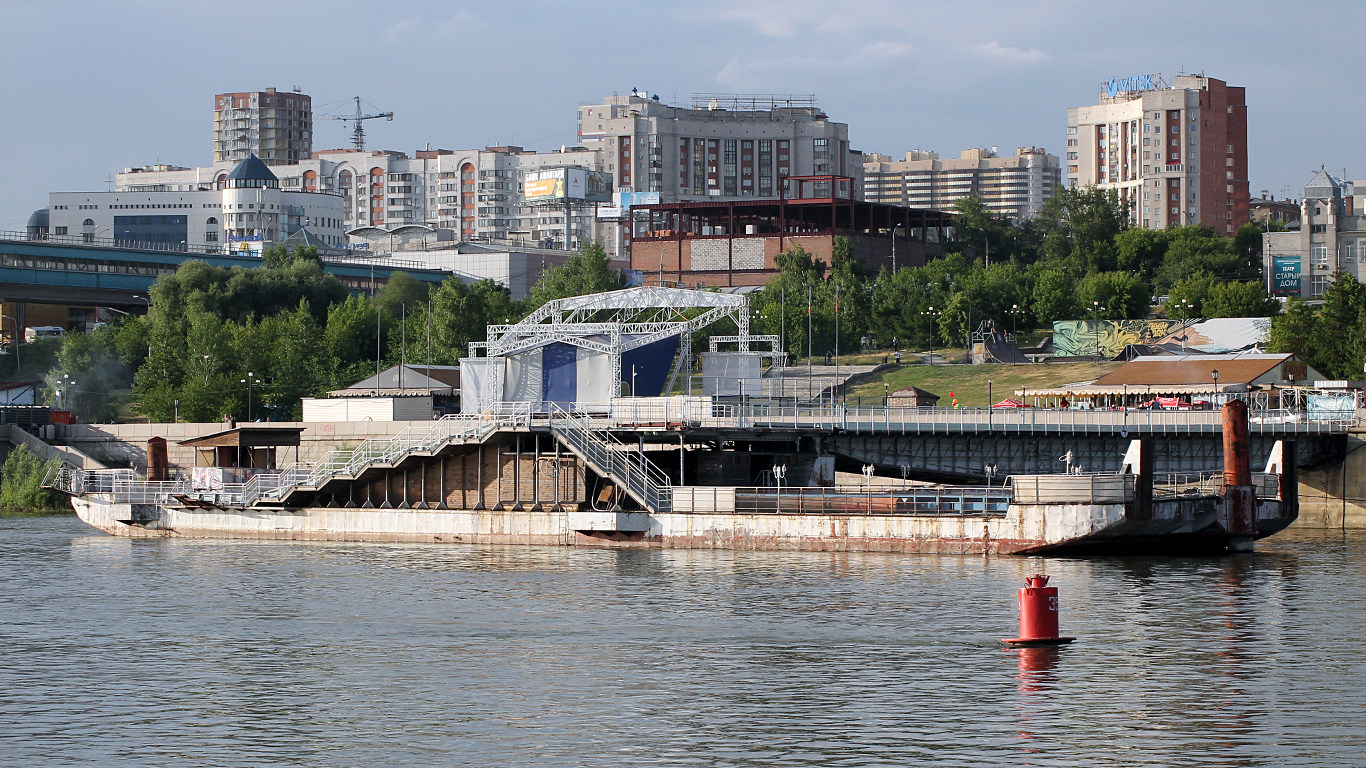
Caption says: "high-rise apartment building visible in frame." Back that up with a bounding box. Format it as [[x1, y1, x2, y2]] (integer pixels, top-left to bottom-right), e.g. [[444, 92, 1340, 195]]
[[214, 87, 313, 166], [862, 147, 1060, 221], [1066, 74, 1248, 234], [116, 145, 607, 251], [575, 91, 862, 200]]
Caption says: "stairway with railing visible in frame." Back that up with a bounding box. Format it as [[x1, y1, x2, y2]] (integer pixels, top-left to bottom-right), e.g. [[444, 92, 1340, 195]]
[[548, 405, 672, 513], [46, 404, 533, 509]]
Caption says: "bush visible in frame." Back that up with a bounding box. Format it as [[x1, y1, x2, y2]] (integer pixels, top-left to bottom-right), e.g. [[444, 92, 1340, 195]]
[[0, 446, 67, 514]]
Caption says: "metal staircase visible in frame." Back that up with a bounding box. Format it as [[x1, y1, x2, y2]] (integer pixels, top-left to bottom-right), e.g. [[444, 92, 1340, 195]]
[[245, 404, 533, 506], [548, 405, 672, 513]]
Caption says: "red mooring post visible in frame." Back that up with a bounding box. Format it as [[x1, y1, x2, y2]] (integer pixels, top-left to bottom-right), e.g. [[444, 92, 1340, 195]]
[[1002, 575, 1075, 646], [1221, 399, 1256, 550]]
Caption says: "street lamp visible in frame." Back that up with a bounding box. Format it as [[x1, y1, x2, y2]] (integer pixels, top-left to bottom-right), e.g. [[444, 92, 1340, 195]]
[[240, 371, 263, 421], [1211, 368, 1220, 402], [1, 314, 18, 371], [1089, 301, 1107, 361], [55, 373, 76, 410], [984, 463, 999, 489], [921, 305, 941, 366]]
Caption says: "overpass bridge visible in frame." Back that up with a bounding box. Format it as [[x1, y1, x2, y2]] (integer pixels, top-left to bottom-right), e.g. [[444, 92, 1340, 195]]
[[0, 231, 452, 309]]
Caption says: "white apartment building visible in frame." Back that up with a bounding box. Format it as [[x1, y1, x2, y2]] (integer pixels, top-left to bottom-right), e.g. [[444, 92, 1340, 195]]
[[115, 146, 607, 253], [575, 90, 862, 200], [1066, 73, 1249, 233], [862, 147, 1060, 221], [50, 156, 345, 253]]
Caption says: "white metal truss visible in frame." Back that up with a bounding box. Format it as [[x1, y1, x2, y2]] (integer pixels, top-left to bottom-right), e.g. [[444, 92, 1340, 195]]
[[468, 286, 776, 401]]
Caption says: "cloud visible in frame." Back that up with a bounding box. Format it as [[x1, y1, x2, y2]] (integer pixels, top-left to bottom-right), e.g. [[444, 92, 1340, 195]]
[[971, 40, 1051, 64], [714, 41, 915, 90], [382, 9, 481, 44]]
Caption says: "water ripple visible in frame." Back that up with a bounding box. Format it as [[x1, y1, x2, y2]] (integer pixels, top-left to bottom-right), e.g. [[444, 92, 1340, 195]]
[[0, 518, 1363, 766]]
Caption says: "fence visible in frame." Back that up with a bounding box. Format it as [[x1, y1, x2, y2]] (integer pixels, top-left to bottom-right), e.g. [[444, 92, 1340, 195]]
[[671, 485, 1012, 517]]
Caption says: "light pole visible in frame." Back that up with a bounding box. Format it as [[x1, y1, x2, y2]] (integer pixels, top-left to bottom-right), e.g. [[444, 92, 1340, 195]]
[[240, 371, 263, 421], [1008, 304, 1025, 364], [921, 306, 940, 366], [1211, 368, 1219, 405], [55, 373, 76, 410], [1, 314, 18, 371], [985, 463, 999, 489], [1090, 301, 1107, 361]]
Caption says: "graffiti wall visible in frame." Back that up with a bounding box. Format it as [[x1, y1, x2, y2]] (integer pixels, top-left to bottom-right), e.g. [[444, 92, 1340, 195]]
[[1052, 320, 1183, 358]]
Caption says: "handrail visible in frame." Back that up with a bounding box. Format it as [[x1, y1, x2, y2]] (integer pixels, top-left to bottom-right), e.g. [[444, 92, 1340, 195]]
[[548, 404, 672, 513]]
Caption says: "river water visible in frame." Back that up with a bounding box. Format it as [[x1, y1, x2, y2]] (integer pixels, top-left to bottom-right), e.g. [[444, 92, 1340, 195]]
[[2, 516, 1364, 767]]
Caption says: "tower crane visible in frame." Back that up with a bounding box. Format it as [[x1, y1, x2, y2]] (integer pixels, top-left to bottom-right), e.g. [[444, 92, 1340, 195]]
[[328, 96, 393, 151]]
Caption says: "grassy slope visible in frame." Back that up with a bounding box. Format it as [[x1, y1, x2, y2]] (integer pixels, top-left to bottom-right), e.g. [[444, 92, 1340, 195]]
[[844, 361, 1124, 408]]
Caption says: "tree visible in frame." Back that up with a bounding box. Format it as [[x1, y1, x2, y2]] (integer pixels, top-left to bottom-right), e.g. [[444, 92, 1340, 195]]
[[1077, 271, 1149, 320], [1166, 271, 1220, 319], [0, 446, 64, 513], [1027, 264, 1078, 327], [47, 323, 131, 422], [1032, 185, 1130, 272], [1203, 281, 1280, 318], [526, 241, 624, 308], [373, 271, 431, 320]]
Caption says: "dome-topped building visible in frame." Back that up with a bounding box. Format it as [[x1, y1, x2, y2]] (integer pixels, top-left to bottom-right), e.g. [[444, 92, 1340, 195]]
[[224, 154, 279, 189]]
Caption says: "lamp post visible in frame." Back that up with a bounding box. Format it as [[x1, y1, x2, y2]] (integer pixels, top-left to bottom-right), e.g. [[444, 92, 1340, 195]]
[[1211, 368, 1220, 405], [1090, 301, 1107, 361], [1, 314, 17, 371], [55, 373, 76, 410], [984, 463, 998, 489], [1008, 304, 1025, 364], [921, 306, 940, 366], [240, 371, 263, 421]]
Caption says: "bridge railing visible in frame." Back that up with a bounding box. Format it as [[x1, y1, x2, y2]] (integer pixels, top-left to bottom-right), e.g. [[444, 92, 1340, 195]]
[[597, 400, 1353, 434], [0, 231, 427, 270]]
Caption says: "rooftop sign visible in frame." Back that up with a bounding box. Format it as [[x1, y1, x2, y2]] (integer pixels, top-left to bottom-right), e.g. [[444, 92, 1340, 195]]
[[1105, 74, 1161, 98]]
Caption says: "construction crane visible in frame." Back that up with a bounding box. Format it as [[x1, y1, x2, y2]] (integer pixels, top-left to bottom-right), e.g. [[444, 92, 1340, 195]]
[[328, 96, 393, 151]]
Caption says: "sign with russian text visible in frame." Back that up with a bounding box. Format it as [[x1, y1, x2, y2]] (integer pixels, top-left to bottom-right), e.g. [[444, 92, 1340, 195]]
[[1272, 256, 1302, 294]]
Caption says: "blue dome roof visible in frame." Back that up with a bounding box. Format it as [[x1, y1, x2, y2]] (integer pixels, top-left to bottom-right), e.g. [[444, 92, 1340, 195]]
[[26, 208, 49, 229]]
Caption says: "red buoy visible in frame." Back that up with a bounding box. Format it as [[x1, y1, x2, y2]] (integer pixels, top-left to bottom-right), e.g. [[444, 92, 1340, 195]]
[[1002, 575, 1075, 646]]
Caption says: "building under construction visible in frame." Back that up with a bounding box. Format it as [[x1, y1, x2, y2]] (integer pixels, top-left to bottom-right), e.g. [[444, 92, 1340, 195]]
[[628, 175, 953, 287]]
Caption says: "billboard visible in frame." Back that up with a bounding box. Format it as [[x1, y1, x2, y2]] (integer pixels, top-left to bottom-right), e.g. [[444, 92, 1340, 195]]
[[524, 168, 613, 203], [1272, 256, 1302, 295], [524, 169, 566, 202], [597, 191, 661, 218]]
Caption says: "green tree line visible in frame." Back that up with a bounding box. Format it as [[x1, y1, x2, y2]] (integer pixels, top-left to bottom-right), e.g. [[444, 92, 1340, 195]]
[[46, 242, 622, 422]]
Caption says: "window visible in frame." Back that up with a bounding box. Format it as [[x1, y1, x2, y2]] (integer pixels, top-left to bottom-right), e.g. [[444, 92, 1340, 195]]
[[54, 226, 68, 235], [1311, 224, 1326, 234], [1311, 273, 1331, 297], [1344, 241, 1358, 263], [1311, 242, 1328, 268]]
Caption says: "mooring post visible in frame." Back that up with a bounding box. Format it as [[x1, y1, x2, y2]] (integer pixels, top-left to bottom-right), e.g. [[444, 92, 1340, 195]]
[[1221, 399, 1255, 551]]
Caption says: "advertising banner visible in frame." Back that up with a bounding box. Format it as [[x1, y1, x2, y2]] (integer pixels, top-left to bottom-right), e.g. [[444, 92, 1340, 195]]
[[1272, 256, 1302, 294], [524, 169, 566, 202]]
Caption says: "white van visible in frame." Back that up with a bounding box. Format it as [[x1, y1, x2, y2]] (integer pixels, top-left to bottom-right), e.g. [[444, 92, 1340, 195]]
[[24, 326, 65, 343]]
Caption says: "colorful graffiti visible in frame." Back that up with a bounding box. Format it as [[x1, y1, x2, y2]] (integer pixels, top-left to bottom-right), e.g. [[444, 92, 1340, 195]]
[[1052, 320, 1183, 358]]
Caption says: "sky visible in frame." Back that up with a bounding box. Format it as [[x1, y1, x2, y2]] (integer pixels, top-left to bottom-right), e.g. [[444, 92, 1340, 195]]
[[2, 0, 1363, 230]]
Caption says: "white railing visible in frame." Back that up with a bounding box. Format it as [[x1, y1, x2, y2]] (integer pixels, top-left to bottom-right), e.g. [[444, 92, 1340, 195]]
[[672, 485, 1011, 516], [598, 401, 1354, 435], [549, 404, 673, 513]]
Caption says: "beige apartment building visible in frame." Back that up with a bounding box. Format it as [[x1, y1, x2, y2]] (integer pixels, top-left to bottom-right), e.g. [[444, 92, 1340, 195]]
[[1066, 73, 1248, 234], [862, 147, 1060, 221]]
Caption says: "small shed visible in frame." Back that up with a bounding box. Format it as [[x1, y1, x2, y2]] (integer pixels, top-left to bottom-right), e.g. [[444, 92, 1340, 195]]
[[179, 426, 304, 470], [887, 385, 941, 407]]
